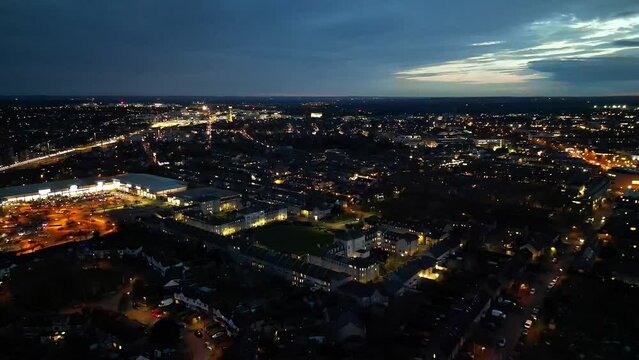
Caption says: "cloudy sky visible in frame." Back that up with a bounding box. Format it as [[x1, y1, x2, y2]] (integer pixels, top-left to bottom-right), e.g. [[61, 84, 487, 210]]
[[1, 0, 638, 96]]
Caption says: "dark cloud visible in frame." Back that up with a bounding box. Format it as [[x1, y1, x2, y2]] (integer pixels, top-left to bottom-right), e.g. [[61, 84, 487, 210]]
[[1, 0, 639, 95], [529, 57, 639, 82], [613, 39, 639, 47]]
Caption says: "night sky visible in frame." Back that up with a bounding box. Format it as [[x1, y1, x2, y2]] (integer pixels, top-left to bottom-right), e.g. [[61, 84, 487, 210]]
[[1, 0, 639, 96]]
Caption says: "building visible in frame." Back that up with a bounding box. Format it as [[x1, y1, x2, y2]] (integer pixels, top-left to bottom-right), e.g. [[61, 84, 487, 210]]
[[180, 202, 287, 236], [608, 167, 639, 191], [167, 187, 242, 213], [232, 245, 352, 291], [384, 255, 437, 296], [380, 230, 419, 256], [142, 251, 188, 279], [300, 205, 332, 220], [334, 230, 367, 257], [0, 173, 186, 204], [618, 189, 639, 209], [113, 173, 187, 199], [337, 282, 388, 307], [474, 138, 508, 149], [0, 177, 118, 204], [425, 293, 491, 360], [174, 286, 215, 312], [308, 253, 380, 283], [227, 106, 233, 122], [426, 238, 461, 262]]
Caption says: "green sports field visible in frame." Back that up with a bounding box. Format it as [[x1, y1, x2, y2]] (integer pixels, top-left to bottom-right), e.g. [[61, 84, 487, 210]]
[[253, 224, 334, 255]]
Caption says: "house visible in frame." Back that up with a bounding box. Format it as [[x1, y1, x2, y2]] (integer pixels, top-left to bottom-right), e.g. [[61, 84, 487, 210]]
[[519, 233, 559, 260], [22, 314, 84, 343], [334, 230, 366, 257], [174, 286, 214, 312], [337, 282, 388, 307], [162, 279, 181, 295], [142, 252, 188, 279], [425, 293, 491, 360], [232, 245, 352, 291], [381, 230, 418, 256], [384, 255, 436, 296], [0, 260, 17, 278], [332, 311, 366, 343], [426, 238, 461, 262], [308, 253, 380, 283], [300, 204, 333, 220]]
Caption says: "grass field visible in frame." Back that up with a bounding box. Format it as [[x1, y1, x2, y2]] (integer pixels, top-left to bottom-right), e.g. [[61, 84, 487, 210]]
[[253, 224, 334, 255]]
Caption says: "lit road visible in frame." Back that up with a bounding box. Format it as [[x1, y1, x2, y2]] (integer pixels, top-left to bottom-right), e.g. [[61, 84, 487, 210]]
[[0, 136, 123, 172], [484, 255, 571, 360]]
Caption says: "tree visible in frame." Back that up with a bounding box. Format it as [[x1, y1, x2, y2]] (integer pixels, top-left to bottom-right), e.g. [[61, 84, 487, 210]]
[[118, 293, 132, 312], [150, 318, 180, 348]]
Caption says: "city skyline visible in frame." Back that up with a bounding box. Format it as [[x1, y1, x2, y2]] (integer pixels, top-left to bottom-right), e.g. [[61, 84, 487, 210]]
[[2, 0, 639, 97]]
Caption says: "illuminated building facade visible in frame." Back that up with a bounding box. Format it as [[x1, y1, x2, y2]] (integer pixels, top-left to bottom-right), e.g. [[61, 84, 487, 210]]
[[180, 203, 288, 236], [608, 167, 639, 192], [0, 173, 187, 205], [167, 187, 242, 214]]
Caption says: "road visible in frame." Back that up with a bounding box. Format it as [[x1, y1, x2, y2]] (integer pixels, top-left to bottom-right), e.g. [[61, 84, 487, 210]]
[[183, 321, 223, 360], [490, 256, 569, 360], [0, 136, 123, 172]]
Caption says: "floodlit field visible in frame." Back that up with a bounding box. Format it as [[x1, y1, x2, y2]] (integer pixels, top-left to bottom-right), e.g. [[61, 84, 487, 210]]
[[0, 193, 147, 254], [252, 224, 334, 255]]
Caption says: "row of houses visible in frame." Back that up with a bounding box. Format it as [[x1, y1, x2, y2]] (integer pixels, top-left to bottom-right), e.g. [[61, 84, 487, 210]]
[[171, 285, 240, 335], [333, 228, 419, 258], [231, 245, 353, 291], [179, 202, 288, 236], [308, 253, 380, 283]]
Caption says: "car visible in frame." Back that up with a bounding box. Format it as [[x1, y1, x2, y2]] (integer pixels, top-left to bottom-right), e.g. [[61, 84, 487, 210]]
[[491, 309, 507, 319], [204, 341, 213, 350], [212, 330, 226, 339], [524, 319, 533, 329], [522, 329, 529, 336], [497, 338, 507, 348], [532, 307, 540, 315], [529, 288, 536, 295], [194, 330, 203, 338]]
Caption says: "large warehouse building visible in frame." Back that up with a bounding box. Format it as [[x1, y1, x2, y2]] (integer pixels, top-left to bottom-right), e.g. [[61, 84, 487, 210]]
[[0, 173, 187, 204]]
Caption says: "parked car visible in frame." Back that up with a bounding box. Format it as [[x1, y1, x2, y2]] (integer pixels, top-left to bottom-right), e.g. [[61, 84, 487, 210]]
[[524, 319, 533, 329], [491, 309, 507, 319], [532, 307, 540, 315]]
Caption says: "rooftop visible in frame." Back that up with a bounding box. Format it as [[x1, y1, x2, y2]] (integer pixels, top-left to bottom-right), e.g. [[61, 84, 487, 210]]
[[241, 245, 351, 283], [113, 173, 186, 193], [609, 167, 639, 175], [171, 186, 240, 202], [0, 177, 104, 199]]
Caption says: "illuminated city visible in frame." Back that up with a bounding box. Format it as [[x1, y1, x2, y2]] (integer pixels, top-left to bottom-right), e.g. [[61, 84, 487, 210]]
[[1, 1, 639, 360]]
